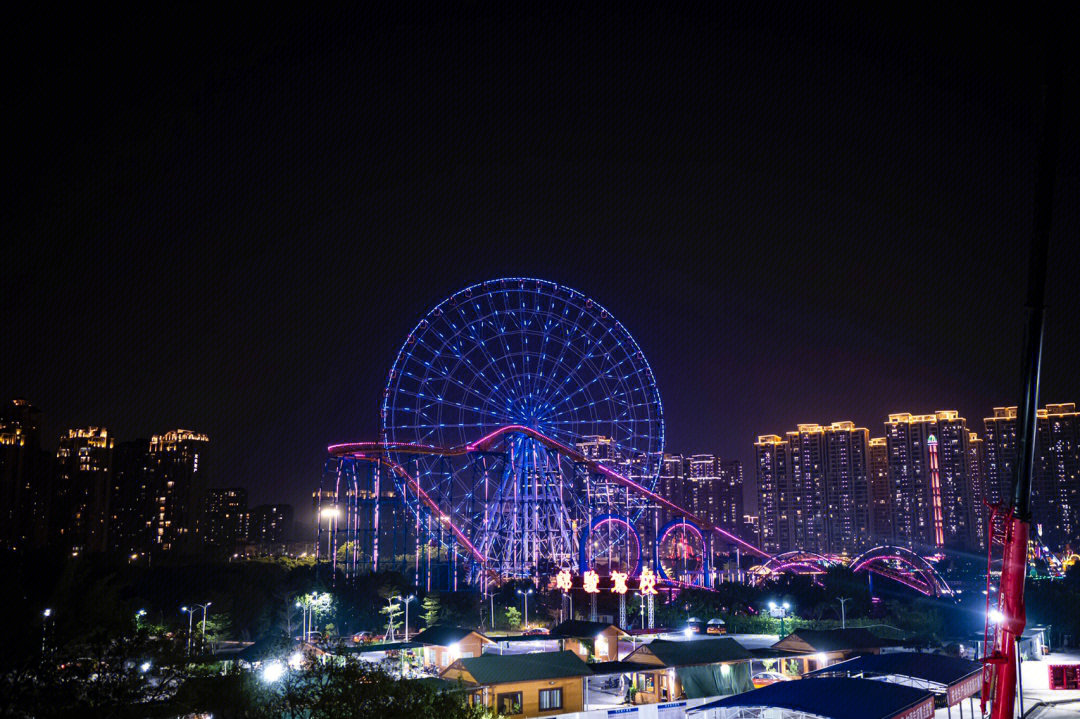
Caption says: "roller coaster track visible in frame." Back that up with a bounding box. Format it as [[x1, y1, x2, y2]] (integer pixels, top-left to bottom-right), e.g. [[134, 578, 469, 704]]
[[329, 424, 770, 568], [329, 425, 951, 597]]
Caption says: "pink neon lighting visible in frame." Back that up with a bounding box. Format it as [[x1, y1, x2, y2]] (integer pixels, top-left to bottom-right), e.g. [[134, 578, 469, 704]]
[[332, 424, 771, 559], [927, 436, 945, 549]]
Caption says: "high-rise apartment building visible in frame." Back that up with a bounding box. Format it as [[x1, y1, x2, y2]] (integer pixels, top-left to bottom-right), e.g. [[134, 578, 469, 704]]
[[108, 439, 155, 554], [884, 411, 976, 552], [984, 404, 1079, 549], [54, 428, 114, 553], [822, 422, 870, 555], [250, 504, 294, 545], [867, 437, 891, 544], [147, 430, 209, 550], [0, 399, 51, 550], [756, 422, 871, 555], [755, 434, 790, 554], [206, 488, 248, 547], [966, 432, 987, 550], [717, 459, 744, 536]]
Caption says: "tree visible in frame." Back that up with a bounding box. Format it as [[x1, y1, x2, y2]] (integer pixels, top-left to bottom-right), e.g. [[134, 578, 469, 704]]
[[422, 594, 442, 626], [381, 599, 404, 640], [504, 606, 521, 630]]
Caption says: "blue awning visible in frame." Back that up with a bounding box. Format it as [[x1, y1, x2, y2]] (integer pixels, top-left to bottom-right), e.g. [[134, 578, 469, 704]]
[[690, 677, 934, 719]]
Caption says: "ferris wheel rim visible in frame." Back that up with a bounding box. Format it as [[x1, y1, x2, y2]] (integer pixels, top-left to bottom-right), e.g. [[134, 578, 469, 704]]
[[378, 277, 665, 552]]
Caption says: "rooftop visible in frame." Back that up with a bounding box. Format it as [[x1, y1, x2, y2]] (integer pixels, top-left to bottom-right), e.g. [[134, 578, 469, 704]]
[[692, 677, 934, 719], [773, 628, 892, 653], [443, 650, 593, 685], [804, 651, 982, 687], [628, 638, 752, 667], [410, 625, 491, 647]]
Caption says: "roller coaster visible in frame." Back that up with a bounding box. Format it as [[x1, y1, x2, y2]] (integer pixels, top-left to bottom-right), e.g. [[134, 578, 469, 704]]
[[318, 278, 952, 598]]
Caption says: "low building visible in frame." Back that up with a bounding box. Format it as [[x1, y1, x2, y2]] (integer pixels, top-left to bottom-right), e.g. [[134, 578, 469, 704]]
[[804, 652, 983, 715], [549, 620, 630, 662], [620, 638, 754, 703], [441, 649, 593, 717], [411, 625, 493, 670], [691, 676, 936, 719], [770, 628, 892, 673]]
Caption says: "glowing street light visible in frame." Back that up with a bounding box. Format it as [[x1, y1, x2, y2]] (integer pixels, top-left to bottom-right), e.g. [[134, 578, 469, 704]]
[[391, 595, 416, 640], [262, 660, 285, 683], [517, 588, 534, 629]]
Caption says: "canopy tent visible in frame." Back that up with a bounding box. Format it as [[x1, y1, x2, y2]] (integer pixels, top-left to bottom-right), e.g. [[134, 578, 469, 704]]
[[676, 662, 754, 699]]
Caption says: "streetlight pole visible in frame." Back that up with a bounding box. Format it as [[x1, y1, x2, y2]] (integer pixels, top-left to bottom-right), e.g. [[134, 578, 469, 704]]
[[517, 589, 533, 629], [41, 609, 51, 655], [837, 597, 850, 630], [181, 607, 194, 656]]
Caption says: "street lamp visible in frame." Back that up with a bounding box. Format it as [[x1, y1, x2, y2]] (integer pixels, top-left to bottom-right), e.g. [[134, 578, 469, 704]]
[[41, 609, 52, 655], [181, 603, 211, 655], [135, 608, 147, 630], [837, 597, 850, 630], [517, 589, 534, 629], [392, 595, 416, 640], [768, 601, 792, 636]]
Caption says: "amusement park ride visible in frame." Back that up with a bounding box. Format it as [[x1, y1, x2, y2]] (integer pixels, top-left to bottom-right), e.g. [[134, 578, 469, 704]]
[[318, 277, 956, 610]]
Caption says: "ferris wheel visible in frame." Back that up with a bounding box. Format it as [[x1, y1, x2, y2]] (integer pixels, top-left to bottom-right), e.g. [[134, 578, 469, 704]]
[[381, 278, 664, 578]]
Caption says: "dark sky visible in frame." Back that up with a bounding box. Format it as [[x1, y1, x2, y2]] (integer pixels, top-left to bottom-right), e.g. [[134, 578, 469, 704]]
[[6, 6, 1078, 517]]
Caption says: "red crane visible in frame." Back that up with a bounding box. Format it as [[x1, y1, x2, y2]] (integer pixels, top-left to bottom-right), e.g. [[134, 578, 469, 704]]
[[981, 41, 1062, 719]]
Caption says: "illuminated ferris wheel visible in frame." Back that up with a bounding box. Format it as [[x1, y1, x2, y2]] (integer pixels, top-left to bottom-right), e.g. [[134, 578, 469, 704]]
[[381, 278, 664, 578]]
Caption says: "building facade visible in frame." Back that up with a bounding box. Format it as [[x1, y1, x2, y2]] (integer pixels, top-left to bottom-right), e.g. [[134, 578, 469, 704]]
[[147, 430, 209, 550], [884, 412, 977, 552], [53, 427, 114, 553], [206, 488, 249, 547], [984, 404, 1079, 549], [755, 422, 870, 555]]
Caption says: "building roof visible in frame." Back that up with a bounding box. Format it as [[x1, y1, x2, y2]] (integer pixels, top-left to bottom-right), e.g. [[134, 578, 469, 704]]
[[549, 620, 630, 638], [589, 660, 657, 676], [338, 641, 423, 653], [804, 652, 982, 687], [410, 625, 491, 647], [773, 628, 892, 653], [691, 677, 934, 719], [627, 638, 752, 667], [442, 650, 593, 685]]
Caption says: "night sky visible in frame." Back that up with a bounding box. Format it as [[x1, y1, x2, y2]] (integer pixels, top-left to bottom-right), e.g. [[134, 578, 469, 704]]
[[7, 6, 1078, 519]]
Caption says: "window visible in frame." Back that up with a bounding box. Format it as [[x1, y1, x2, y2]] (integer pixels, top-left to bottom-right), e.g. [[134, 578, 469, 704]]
[[539, 687, 562, 711], [497, 692, 523, 715]]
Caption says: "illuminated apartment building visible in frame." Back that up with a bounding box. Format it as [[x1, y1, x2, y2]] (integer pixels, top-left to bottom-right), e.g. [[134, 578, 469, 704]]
[[206, 487, 248, 547], [54, 427, 114, 553], [884, 411, 975, 552], [108, 438, 155, 554], [984, 404, 1079, 549], [867, 437, 892, 543], [966, 432, 987, 550], [822, 422, 870, 555], [756, 422, 870, 555], [148, 430, 209, 550], [250, 504, 294, 545], [755, 435, 790, 554], [0, 399, 51, 550]]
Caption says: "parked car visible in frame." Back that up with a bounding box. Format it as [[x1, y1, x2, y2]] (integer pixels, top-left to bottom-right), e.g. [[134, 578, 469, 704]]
[[706, 618, 727, 635], [751, 671, 792, 688], [523, 627, 549, 635]]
